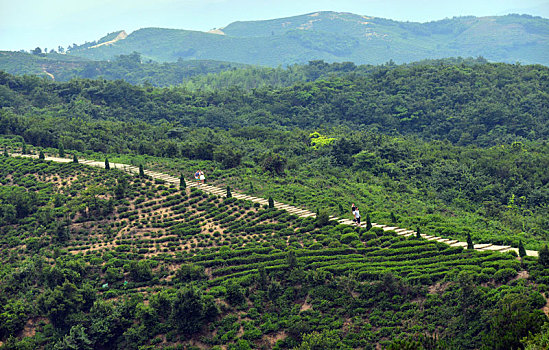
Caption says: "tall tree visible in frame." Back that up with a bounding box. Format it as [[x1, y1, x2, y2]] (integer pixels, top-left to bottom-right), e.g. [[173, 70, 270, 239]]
[[366, 214, 372, 231], [180, 173, 186, 190], [467, 233, 474, 250], [518, 240, 526, 259]]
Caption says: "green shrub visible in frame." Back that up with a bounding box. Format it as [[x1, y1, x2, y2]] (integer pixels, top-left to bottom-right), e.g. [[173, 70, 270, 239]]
[[493, 268, 517, 283], [371, 227, 384, 236], [340, 233, 360, 244], [481, 267, 497, 278]]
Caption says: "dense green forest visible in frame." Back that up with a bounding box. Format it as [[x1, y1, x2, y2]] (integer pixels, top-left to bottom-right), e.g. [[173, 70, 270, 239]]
[[1, 60, 547, 144], [0, 61, 548, 250], [0, 58, 549, 348], [0, 51, 485, 89], [0, 51, 246, 86], [0, 155, 548, 349]]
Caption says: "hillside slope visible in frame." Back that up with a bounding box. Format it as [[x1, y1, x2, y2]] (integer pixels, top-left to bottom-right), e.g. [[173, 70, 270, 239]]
[[0, 155, 547, 349], [1, 62, 547, 144], [0, 51, 246, 85], [65, 12, 549, 66]]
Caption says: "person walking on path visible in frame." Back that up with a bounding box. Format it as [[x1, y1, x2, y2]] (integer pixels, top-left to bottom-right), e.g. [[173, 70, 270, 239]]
[[199, 170, 206, 184], [351, 203, 357, 224], [353, 207, 361, 226], [195, 170, 201, 185]]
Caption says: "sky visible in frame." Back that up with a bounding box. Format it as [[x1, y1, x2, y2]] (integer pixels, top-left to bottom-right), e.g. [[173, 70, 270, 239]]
[[1, 0, 548, 52]]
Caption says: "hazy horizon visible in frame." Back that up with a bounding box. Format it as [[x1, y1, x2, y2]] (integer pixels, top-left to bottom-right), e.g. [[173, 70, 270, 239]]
[[1, 0, 548, 52]]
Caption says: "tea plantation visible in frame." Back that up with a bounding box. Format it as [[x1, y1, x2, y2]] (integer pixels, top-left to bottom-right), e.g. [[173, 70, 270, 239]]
[[1, 155, 548, 349]]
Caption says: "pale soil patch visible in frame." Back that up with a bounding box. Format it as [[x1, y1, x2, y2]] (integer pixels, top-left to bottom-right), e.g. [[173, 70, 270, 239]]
[[89, 31, 128, 49], [515, 270, 529, 280], [342, 317, 353, 333], [300, 295, 312, 312], [204, 267, 213, 278], [237, 324, 245, 337], [44, 174, 77, 187], [19, 317, 49, 338], [428, 282, 451, 294], [41, 66, 55, 80], [188, 340, 210, 350], [543, 293, 549, 317], [207, 28, 225, 35], [264, 332, 287, 347]]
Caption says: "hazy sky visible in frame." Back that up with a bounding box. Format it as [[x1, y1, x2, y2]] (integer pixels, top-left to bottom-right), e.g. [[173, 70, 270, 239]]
[[1, 0, 548, 51]]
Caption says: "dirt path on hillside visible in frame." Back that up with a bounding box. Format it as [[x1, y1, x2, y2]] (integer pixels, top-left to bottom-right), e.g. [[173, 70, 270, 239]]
[[10, 152, 539, 258], [41, 66, 54, 80]]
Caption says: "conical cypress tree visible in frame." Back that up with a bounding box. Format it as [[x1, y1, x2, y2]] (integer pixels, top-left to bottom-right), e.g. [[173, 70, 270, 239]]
[[416, 226, 421, 239], [226, 186, 232, 198], [338, 203, 345, 215], [105, 158, 110, 170], [22, 143, 27, 155], [72, 154, 78, 163], [180, 173, 186, 190], [249, 182, 254, 192], [139, 164, 145, 178], [390, 212, 397, 223], [518, 240, 526, 258], [3, 147, 8, 157], [268, 197, 274, 209], [467, 233, 474, 250], [58, 142, 65, 157], [366, 214, 372, 231], [38, 151, 45, 160]]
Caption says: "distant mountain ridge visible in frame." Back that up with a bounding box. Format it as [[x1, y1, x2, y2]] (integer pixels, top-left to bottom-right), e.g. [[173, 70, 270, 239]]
[[64, 11, 549, 66]]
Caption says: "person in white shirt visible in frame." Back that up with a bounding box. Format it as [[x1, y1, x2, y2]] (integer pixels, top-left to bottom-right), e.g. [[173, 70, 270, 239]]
[[353, 207, 361, 226]]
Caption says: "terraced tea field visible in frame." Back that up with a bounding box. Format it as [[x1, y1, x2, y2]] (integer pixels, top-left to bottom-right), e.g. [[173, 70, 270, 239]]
[[2, 154, 542, 349]]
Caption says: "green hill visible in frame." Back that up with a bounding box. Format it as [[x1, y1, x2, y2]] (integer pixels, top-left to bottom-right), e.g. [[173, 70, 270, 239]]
[[0, 154, 548, 349], [65, 12, 549, 66], [1, 56, 549, 348], [1, 61, 547, 144], [0, 51, 246, 86], [0, 61, 548, 253]]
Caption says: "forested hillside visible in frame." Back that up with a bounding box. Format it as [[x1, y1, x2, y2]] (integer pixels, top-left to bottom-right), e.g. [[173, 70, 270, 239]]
[[64, 12, 549, 66], [0, 154, 548, 349], [0, 51, 246, 86], [1, 60, 547, 144], [0, 60, 548, 249], [1, 58, 549, 349]]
